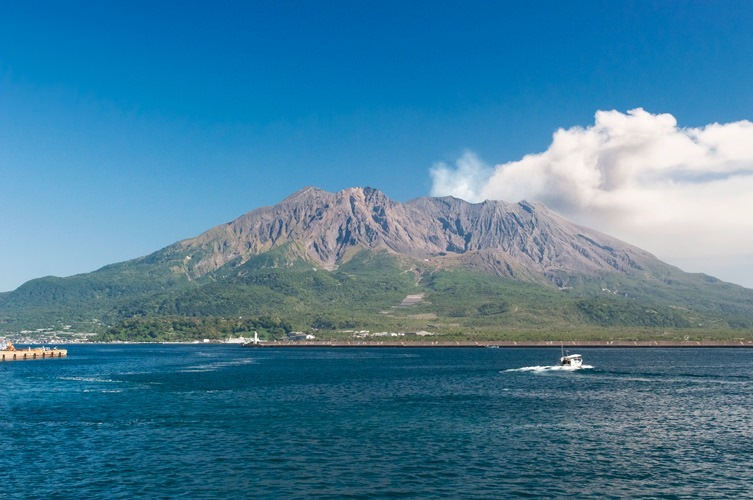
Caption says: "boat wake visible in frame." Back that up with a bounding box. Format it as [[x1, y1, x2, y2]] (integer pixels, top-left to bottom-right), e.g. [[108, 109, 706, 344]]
[[503, 364, 594, 373], [179, 357, 256, 373]]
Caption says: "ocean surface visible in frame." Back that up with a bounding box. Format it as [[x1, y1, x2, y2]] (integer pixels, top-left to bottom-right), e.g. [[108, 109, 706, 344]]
[[2, 344, 752, 498]]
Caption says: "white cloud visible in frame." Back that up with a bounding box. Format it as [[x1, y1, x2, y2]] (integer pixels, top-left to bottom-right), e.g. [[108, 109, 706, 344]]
[[430, 109, 753, 287], [429, 150, 493, 202]]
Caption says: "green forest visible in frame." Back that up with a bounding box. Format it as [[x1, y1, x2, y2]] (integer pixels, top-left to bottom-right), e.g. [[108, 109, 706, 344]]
[[3, 249, 753, 343]]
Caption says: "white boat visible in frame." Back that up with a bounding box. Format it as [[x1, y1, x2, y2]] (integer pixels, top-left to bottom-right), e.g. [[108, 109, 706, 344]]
[[560, 344, 583, 368]]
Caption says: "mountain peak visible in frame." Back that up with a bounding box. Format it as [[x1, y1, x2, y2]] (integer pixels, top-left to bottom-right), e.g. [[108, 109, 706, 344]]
[[280, 186, 329, 203], [174, 186, 656, 286]]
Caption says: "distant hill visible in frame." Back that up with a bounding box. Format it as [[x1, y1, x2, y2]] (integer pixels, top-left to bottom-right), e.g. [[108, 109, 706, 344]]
[[2, 186, 752, 341]]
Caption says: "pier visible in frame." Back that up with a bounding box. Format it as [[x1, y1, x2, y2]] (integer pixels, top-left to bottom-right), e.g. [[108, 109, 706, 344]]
[[0, 341, 68, 361]]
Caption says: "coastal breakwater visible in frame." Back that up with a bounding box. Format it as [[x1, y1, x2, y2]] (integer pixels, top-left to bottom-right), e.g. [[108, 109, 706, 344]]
[[242, 339, 753, 348]]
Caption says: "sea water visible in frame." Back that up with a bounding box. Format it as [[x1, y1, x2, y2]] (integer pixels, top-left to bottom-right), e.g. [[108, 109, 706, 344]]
[[2, 345, 752, 498]]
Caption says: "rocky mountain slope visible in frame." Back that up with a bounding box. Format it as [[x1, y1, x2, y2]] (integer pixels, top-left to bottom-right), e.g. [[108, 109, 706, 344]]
[[162, 186, 658, 287]]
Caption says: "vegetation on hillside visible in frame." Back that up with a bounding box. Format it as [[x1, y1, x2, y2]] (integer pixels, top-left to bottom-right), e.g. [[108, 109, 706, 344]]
[[2, 249, 753, 342]]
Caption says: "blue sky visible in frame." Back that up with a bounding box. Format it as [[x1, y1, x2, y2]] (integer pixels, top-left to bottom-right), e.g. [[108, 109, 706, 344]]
[[2, 0, 753, 292]]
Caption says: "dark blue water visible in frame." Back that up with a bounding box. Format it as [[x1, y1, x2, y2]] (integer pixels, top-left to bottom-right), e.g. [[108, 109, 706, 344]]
[[2, 345, 752, 498]]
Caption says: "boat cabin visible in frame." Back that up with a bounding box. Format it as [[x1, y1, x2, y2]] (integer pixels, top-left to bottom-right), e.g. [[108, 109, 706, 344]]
[[560, 353, 583, 367]]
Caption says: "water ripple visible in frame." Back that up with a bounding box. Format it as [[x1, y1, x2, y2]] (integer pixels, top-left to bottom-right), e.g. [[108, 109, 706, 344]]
[[2, 345, 752, 498]]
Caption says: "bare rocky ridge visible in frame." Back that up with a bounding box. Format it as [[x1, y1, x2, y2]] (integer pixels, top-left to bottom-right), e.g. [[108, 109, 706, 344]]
[[171, 186, 659, 286]]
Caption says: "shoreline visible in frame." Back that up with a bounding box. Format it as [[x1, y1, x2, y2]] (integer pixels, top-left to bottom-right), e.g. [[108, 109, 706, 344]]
[[27, 339, 753, 348], [239, 339, 753, 348]]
